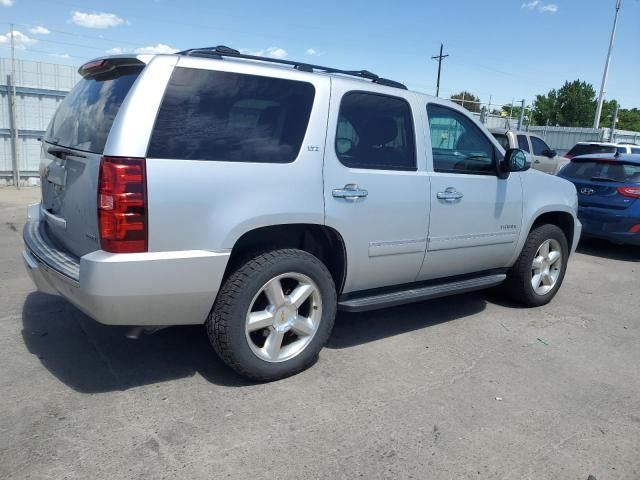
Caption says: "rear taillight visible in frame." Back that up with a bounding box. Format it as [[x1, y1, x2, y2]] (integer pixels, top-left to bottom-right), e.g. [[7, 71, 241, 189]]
[[98, 156, 147, 253], [564, 154, 573, 160], [617, 186, 640, 199], [629, 224, 640, 234]]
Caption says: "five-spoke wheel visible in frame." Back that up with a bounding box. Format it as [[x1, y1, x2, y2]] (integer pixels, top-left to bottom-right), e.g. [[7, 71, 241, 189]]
[[245, 273, 322, 362]]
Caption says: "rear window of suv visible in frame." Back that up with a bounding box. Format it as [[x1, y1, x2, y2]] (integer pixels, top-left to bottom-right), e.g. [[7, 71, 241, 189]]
[[147, 68, 315, 163], [566, 144, 616, 157], [45, 66, 142, 153]]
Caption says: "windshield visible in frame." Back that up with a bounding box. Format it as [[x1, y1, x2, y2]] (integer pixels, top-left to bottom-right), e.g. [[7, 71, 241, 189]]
[[45, 67, 142, 153], [561, 160, 640, 183]]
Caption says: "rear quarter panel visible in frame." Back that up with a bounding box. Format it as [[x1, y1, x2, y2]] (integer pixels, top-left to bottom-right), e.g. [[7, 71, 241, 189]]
[[136, 57, 331, 252]]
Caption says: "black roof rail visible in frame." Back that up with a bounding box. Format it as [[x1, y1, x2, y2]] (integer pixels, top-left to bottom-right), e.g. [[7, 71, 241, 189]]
[[177, 45, 407, 90]]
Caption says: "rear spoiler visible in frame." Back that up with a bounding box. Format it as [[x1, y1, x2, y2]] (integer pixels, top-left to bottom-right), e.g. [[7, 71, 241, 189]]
[[78, 56, 150, 78]]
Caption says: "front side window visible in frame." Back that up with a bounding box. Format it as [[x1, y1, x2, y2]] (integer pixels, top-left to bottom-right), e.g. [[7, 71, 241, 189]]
[[517, 135, 530, 152], [427, 104, 495, 174], [335, 92, 416, 170], [492, 133, 509, 150], [531, 136, 551, 155], [148, 68, 315, 163]]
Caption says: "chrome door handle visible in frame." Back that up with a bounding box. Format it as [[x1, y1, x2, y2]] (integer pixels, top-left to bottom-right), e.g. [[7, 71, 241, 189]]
[[436, 187, 463, 202], [332, 184, 368, 200]]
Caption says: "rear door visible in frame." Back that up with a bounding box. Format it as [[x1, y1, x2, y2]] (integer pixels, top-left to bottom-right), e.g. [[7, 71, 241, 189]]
[[40, 58, 146, 257], [529, 135, 556, 174], [323, 86, 429, 293]]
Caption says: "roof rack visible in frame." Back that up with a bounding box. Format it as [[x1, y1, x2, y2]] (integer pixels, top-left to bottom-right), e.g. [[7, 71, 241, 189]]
[[177, 45, 407, 90]]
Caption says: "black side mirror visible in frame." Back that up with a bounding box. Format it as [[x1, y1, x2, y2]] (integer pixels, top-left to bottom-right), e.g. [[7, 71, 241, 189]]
[[502, 148, 529, 176], [543, 149, 556, 158]]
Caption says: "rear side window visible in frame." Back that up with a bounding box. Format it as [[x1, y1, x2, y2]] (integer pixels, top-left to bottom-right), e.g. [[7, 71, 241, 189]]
[[335, 92, 416, 170], [148, 68, 315, 163], [561, 160, 640, 183], [632, 148, 640, 154], [567, 144, 616, 157], [45, 67, 142, 153], [517, 134, 530, 152]]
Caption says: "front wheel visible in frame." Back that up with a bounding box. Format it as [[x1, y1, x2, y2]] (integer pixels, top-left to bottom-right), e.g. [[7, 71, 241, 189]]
[[207, 249, 337, 381], [504, 224, 569, 307]]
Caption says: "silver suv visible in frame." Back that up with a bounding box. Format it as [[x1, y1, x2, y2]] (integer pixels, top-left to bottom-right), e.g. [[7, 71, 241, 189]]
[[23, 47, 581, 380], [489, 128, 568, 175]]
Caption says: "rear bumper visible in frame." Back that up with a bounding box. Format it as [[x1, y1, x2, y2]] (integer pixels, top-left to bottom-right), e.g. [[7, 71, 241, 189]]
[[578, 207, 640, 246], [23, 204, 230, 326]]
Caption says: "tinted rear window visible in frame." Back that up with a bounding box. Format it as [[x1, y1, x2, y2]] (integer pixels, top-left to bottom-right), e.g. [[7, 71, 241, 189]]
[[562, 160, 640, 183], [492, 133, 509, 150], [567, 144, 616, 157], [46, 67, 142, 153], [147, 68, 315, 163]]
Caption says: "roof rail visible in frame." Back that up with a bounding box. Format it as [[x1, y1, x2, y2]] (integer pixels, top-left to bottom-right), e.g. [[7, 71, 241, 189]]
[[177, 45, 407, 90]]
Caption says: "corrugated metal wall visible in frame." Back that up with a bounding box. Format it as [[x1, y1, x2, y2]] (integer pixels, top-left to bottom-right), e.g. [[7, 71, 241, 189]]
[[0, 57, 78, 181]]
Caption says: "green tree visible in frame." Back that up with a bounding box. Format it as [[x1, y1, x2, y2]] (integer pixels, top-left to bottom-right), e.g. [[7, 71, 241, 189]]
[[532, 90, 559, 125], [555, 80, 596, 127], [532, 80, 597, 127], [599, 99, 619, 126], [450, 91, 481, 113], [617, 108, 640, 132]]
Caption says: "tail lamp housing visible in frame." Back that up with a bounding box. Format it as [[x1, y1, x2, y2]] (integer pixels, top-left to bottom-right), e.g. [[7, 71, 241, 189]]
[[98, 156, 147, 253], [617, 186, 640, 199]]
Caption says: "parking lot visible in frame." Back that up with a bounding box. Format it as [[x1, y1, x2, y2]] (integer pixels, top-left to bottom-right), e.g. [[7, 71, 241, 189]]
[[0, 186, 638, 480]]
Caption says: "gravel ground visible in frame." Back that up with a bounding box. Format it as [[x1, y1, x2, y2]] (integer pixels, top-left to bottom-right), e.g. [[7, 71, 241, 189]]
[[1, 186, 639, 480]]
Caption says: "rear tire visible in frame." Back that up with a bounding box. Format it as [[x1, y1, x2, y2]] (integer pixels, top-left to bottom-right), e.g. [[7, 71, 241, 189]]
[[504, 224, 568, 307], [207, 249, 337, 381]]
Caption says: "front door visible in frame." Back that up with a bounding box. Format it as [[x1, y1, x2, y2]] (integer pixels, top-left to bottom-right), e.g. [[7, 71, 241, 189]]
[[530, 135, 557, 174], [419, 103, 523, 280], [323, 87, 430, 293]]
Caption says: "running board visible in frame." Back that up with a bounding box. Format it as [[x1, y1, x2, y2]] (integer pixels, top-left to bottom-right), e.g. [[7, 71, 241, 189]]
[[338, 274, 506, 312]]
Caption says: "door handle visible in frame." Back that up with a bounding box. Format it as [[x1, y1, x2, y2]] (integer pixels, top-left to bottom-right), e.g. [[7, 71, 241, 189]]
[[332, 184, 368, 200], [534, 159, 541, 164], [436, 187, 463, 202]]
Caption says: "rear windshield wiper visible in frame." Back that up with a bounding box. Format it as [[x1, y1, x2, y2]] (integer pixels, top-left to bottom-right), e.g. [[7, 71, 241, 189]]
[[47, 145, 86, 160]]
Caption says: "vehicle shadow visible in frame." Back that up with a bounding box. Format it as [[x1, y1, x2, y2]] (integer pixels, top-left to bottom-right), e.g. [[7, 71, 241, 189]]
[[22, 290, 487, 393], [327, 292, 487, 349], [576, 237, 640, 262]]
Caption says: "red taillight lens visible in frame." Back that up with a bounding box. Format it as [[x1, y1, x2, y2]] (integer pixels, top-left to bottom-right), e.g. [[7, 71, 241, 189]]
[[98, 156, 147, 253], [564, 154, 573, 160], [617, 186, 640, 199], [629, 224, 640, 234]]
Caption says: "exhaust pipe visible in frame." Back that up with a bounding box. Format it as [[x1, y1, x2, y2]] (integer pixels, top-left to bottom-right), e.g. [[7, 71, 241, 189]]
[[125, 326, 144, 340], [125, 326, 168, 339]]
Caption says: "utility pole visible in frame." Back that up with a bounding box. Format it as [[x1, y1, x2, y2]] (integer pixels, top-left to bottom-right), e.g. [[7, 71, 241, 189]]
[[593, 0, 622, 129], [431, 43, 448, 97], [517, 99, 526, 130], [610, 102, 619, 142], [9, 23, 20, 189]]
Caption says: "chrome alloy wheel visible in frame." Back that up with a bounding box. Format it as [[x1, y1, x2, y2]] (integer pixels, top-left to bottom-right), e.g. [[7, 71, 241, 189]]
[[531, 238, 562, 295], [245, 272, 322, 363]]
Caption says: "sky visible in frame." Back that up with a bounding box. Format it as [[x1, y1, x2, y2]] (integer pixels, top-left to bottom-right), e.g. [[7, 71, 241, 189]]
[[1, 0, 639, 109]]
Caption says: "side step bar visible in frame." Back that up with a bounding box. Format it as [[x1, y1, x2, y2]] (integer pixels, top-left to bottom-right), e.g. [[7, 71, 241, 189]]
[[338, 274, 506, 312]]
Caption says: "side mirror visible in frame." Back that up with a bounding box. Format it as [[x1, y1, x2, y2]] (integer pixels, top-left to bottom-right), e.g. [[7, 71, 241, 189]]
[[503, 148, 529, 174], [543, 149, 556, 158]]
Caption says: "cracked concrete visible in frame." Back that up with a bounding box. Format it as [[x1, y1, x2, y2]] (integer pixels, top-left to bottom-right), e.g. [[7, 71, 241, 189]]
[[1, 186, 639, 480]]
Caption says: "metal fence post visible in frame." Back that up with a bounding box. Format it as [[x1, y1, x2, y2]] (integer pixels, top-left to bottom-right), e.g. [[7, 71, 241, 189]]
[[7, 74, 20, 189]]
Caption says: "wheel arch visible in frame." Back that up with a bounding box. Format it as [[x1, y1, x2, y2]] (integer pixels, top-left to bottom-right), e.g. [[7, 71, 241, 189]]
[[224, 224, 348, 293]]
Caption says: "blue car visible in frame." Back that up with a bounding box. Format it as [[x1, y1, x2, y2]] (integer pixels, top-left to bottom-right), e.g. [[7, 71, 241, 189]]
[[557, 153, 640, 246]]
